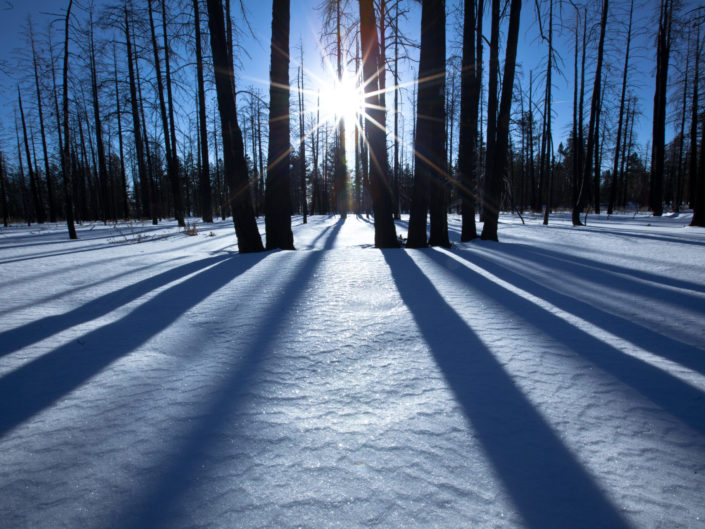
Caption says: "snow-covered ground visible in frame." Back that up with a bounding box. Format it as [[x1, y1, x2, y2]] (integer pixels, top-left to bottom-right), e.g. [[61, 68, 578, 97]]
[[0, 212, 703, 528]]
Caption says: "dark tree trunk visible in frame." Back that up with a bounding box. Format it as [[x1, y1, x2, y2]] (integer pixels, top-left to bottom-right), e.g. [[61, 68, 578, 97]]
[[61, 0, 77, 239], [113, 44, 129, 218], [0, 152, 8, 227], [89, 19, 110, 223], [18, 89, 45, 224], [689, 25, 701, 209], [459, 0, 480, 241], [161, 0, 185, 226], [333, 0, 348, 218], [540, 0, 554, 224], [359, 0, 399, 247], [265, 0, 294, 250], [650, 0, 673, 216], [407, 0, 449, 248], [30, 23, 57, 223], [572, 8, 587, 225], [193, 0, 213, 222], [148, 0, 183, 226], [206, 0, 264, 252], [134, 49, 158, 225], [691, 113, 705, 226], [608, 0, 633, 215], [481, 0, 521, 241], [15, 121, 30, 226], [573, 0, 607, 225], [298, 63, 308, 224], [124, 5, 149, 222]]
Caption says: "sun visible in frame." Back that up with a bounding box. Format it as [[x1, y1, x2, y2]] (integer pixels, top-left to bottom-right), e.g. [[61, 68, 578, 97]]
[[318, 72, 366, 127]]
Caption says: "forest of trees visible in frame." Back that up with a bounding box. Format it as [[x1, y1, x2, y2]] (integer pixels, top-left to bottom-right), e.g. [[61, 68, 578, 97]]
[[0, 0, 703, 249]]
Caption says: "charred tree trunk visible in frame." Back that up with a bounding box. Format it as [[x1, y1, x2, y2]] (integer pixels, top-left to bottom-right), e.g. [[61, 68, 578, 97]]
[[459, 0, 481, 241], [608, 0, 633, 215], [689, 24, 701, 209], [407, 0, 449, 248], [650, 0, 673, 216], [148, 0, 182, 226], [161, 0, 185, 226], [265, 0, 294, 249], [206, 0, 264, 252], [359, 0, 399, 247], [573, 0, 607, 225], [193, 0, 213, 222], [61, 0, 77, 238], [30, 22, 57, 223], [89, 18, 110, 223], [481, 0, 521, 241], [124, 5, 149, 222], [18, 89, 44, 224]]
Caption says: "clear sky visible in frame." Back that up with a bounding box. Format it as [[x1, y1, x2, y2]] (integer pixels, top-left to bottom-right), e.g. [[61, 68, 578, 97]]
[[0, 0, 669, 172]]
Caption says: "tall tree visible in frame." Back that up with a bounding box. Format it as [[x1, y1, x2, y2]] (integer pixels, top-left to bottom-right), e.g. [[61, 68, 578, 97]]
[[573, 0, 608, 225], [30, 19, 57, 223], [88, 11, 111, 222], [124, 2, 150, 221], [148, 0, 184, 226], [265, 0, 294, 249], [113, 43, 130, 218], [193, 0, 213, 223], [206, 0, 264, 252], [0, 152, 8, 227], [688, 22, 701, 209], [458, 0, 483, 241], [161, 0, 185, 226], [359, 0, 399, 247], [61, 0, 77, 239], [18, 88, 45, 224], [407, 0, 449, 248], [297, 57, 308, 224], [608, 0, 634, 215], [650, 0, 673, 216], [480, 0, 521, 241]]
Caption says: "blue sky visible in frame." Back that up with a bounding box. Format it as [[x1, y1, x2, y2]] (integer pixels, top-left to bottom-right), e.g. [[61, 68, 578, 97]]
[[0, 0, 666, 171]]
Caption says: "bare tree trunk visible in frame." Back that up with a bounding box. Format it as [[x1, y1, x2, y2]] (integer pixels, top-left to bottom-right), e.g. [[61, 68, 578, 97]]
[[148, 0, 182, 225], [18, 89, 44, 224], [89, 15, 110, 223], [359, 0, 399, 247], [298, 64, 308, 223], [161, 0, 185, 225], [691, 113, 705, 226], [650, 0, 673, 216], [689, 24, 701, 209], [265, 0, 294, 249], [574, 0, 607, 225], [124, 4, 149, 222], [193, 0, 213, 222], [608, 0, 633, 215], [407, 0, 449, 248], [0, 152, 8, 227], [481, 0, 521, 241], [15, 118, 30, 225], [61, 0, 77, 238], [30, 21, 57, 223], [206, 0, 264, 252], [112, 45, 129, 218]]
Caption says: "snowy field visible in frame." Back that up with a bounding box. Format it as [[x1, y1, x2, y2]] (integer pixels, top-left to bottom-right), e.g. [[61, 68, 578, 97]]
[[0, 211, 704, 528]]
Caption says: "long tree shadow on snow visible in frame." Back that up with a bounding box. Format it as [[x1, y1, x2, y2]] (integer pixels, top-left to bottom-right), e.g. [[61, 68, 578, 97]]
[[422, 249, 705, 437], [0, 256, 225, 358], [449, 246, 705, 376], [0, 252, 267, 438], [114, 218, 344, 529], [383, 250, 631, 529]]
